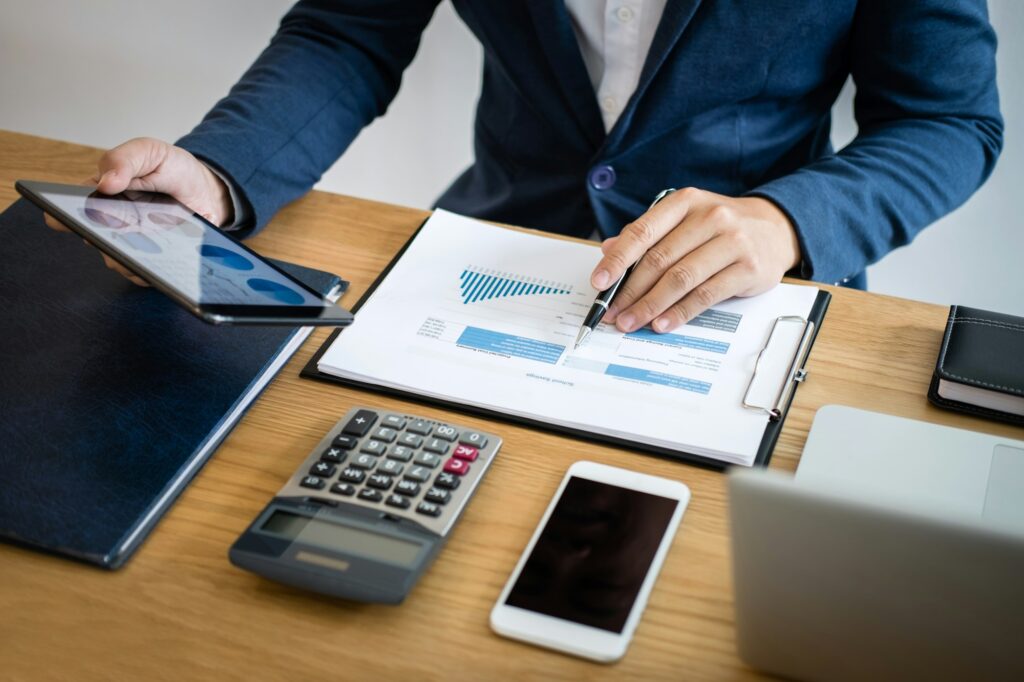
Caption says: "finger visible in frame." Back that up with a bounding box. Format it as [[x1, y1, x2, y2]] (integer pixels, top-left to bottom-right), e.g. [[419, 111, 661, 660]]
[[650, 263, 748, 333], [43, 213, 71, 232], [615, 236, 738, 333], [590, 189, 699, 289], [100, 252, 150, 287], [600, 236, 619, 253], [95, 138, 167, 195], [606, 215, 717, 322]]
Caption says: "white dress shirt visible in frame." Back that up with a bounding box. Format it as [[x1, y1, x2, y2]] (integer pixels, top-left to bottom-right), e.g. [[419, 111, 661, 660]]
[[565, 0, 667, 132]]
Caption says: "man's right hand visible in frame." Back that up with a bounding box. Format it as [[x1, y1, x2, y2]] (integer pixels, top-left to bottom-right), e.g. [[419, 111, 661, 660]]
[[43, 137, 234, 286]]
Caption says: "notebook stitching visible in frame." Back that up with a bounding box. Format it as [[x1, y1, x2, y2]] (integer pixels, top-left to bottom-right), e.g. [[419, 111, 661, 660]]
[[938, 306, 1024, 396], [952, 318, 1024, 332]]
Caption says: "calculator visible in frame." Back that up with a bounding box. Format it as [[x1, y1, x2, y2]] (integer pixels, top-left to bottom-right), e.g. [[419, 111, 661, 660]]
[[229, 406, 501, 604]]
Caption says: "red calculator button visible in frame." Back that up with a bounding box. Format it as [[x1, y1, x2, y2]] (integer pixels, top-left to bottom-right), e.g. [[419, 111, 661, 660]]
[[443, 458, 471, 476], [452, 444, 479, 462]]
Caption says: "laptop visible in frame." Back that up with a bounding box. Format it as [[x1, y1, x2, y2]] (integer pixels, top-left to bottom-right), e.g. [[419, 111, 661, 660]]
[[729, 406, 1024, 682]]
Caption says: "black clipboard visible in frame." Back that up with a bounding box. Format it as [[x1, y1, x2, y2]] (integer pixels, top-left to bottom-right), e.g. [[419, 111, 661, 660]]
[[301, 218, 831, 471]]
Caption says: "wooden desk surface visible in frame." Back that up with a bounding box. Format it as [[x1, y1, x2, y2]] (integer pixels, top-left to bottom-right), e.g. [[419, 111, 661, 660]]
[[2, 131, 1021, 681]]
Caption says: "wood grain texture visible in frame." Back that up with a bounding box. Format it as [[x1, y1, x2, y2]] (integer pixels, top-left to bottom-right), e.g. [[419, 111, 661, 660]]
[[1, 130, 1021, 681]]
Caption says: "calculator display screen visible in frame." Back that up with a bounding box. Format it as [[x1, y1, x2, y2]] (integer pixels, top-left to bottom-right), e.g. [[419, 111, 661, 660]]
[[504, 477, 678, 633], [262, 511, 423, 567]]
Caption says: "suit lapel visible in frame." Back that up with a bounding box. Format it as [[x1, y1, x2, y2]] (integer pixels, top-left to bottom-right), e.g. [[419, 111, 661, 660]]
[[525, 0, 605, 149]]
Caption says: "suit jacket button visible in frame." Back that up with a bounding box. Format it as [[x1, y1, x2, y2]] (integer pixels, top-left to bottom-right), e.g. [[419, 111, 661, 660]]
[[588, 165, 617, 190]]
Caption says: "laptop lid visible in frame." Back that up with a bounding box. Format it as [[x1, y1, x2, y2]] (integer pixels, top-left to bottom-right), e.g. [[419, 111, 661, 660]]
[[729, 469, 1024, 682], [797, 405, 1024, 526]]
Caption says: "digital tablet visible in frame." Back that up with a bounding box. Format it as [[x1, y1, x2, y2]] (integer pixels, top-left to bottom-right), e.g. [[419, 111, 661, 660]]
[[17, 180, 353, 326]]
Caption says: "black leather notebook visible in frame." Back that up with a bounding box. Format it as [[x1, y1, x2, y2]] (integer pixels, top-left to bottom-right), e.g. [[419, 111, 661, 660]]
[[0, 199, 347, 568], [929, 305, 1024, 426], [300, 217, 830, 471]]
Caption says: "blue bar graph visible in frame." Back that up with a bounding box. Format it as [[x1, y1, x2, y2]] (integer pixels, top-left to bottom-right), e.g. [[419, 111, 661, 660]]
[[562, 356, 711, 394], [604, 364, 711, 394], [459, 269, 572, 304], [625, 327, 730, 354], [456, 326, 564, 364]]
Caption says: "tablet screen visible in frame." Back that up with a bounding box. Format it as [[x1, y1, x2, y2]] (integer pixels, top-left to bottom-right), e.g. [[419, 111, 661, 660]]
[[42, 187, 321, 307]]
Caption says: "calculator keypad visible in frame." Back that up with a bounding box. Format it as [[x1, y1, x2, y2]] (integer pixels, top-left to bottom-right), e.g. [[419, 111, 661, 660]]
[[280, 407, 501, 536]]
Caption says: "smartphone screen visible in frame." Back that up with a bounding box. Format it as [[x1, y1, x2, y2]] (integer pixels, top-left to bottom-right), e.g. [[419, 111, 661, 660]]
[[37, 185, 322, 308], [504, 476, 679, 633]]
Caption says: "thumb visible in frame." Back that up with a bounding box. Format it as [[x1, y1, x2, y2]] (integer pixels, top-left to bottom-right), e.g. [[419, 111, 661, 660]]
[[95, 138, 168, 195]]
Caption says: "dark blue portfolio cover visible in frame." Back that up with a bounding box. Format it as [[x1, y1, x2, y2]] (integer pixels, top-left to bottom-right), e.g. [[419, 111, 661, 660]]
[[0, 199, 345, 568]]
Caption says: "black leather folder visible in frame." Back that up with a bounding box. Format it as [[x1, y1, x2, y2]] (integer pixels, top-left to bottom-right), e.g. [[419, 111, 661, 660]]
[[929, 305, 1024, 427], [0, 199, 346, 568]]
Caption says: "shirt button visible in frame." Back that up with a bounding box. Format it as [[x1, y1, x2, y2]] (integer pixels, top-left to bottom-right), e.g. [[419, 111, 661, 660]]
[[600, 96, 618, 113], [588, 165, 617, 191], [616, 6, 634, 23]]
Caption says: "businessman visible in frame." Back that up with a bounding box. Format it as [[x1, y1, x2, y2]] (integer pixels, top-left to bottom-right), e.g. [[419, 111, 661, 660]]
[[49, 1, 1002, 333]]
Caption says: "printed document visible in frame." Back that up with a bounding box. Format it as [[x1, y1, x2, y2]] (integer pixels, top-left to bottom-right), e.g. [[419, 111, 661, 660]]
[[318, 210, 820, 466]]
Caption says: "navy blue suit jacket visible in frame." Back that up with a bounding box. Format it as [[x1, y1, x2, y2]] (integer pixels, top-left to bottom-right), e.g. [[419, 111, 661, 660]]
[[177, 0, 1002, 285]]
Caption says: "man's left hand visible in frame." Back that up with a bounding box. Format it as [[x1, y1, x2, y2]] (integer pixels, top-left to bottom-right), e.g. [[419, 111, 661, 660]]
[[591, 188, 802, 333]]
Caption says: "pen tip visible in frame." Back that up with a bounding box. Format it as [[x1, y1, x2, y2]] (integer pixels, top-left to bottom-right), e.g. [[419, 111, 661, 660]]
[[574, 327, 591, 350]]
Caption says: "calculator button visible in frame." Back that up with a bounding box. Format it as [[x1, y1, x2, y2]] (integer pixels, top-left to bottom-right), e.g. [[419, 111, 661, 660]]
[[433, 425, 459, 442], [310, 461, 337, 477], [407, 419, 432, 435], [413, 452, 442, 469], [360, 440, 387, 456], [372, 427, 398, 443], [435, 472, 461, 490], [386, 494, 411, 510], [395, 480, 421, 496], [382, 414, 407, 429], [366, 473, 394, 490], [379, 459, 404, 475], [352, 454, 379, 469], [416, 501, 442, 517], [424, 487, 451, 505], [404, 466, 431, 483], [399, 433, 424, 448], [443, 458, 471, 476], [331, 434, 359, 450], [342, 409, 378, 437], [459, 431, 488, 448], [330, 482, 356, 497], [424, 439, 449, 455], [358, 488, 383, 503], [339, 467, 366, 483], [321, 446, 348, 464], [387, 445, 415, 462], [300, 475, 326, 490], [452, 444, 478, 462]]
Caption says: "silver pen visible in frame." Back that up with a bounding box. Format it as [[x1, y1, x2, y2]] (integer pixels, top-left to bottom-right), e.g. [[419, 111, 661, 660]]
[[574, 188, 677, 350]]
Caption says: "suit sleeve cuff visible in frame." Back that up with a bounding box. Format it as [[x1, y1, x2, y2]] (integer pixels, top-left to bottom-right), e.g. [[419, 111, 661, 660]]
[[197, 161, 252, 232], [744, 180, 820, 282]]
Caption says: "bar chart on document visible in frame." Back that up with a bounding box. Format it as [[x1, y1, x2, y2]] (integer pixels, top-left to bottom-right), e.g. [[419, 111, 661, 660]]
[[423, 262, 742, 402], [318, 209, 820, 464], [389, 214, 754, 416]]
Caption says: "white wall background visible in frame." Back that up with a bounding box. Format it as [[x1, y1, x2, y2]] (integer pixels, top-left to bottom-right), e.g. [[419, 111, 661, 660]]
[[2, 1, 1020, 314]]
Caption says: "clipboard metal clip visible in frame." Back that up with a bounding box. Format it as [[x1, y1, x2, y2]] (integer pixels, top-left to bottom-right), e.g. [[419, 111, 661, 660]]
[[742, 315, 815, 422]]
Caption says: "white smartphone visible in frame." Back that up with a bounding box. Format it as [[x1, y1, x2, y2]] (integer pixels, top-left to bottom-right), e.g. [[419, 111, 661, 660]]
[[490, 461, 690, 663]]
